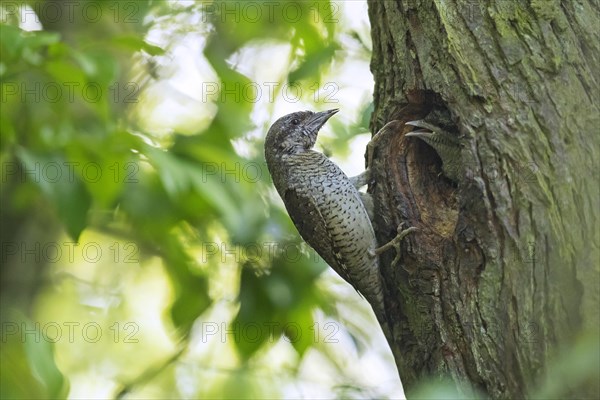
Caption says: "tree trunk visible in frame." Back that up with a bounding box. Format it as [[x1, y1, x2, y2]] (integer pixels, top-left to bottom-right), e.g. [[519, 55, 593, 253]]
[[366, 1, 599, 398]]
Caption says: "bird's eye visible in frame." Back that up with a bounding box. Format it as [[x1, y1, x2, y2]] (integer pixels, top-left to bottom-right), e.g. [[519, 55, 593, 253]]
[[292, 119, 300, 125]]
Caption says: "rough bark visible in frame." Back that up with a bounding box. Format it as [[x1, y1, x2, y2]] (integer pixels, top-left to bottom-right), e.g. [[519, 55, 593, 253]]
[[366, 1, 599, 398]]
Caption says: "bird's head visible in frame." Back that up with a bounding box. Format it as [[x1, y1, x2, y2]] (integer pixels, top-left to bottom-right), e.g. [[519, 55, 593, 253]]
[[265, 109, 339, 158]]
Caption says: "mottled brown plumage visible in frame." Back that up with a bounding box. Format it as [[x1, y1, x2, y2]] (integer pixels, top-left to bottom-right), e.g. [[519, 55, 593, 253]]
[[264, 109, 387, 324]]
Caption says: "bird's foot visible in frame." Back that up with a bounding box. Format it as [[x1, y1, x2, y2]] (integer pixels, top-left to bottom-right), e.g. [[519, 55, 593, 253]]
[[370, 223, 418, 265], [365, 120, 404, 170], [349, 168, 371, 189]]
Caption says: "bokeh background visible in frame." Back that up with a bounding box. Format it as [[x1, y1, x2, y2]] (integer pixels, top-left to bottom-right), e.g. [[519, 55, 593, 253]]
[[1, 1, 405, 398]]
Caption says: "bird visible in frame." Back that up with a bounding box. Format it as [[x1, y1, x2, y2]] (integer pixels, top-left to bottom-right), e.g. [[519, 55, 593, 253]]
[[405, 120, 462, 183], [265, 109, 415, 335]]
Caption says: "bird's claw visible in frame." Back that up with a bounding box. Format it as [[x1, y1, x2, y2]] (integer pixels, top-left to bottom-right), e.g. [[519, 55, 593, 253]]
[[372, 223, 418, 266]]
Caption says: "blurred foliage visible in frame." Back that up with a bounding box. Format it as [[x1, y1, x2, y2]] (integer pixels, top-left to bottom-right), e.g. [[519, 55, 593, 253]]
[[406, 379, 480, 400], [4, 1, 594, 399], [0, 310, 69, 399], [1, 0, 386, 398], [0, 1, 598, 399]]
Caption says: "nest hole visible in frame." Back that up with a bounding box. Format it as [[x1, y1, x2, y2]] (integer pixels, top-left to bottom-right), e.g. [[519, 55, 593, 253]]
[[406, 138, 459, 239]]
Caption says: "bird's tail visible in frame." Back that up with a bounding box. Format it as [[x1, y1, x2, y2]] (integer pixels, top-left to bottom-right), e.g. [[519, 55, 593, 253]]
[[373, 298, 394, 347]]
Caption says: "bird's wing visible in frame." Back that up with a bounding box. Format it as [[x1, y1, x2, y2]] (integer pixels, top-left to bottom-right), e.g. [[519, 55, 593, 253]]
[[283, 188, 353, 286]]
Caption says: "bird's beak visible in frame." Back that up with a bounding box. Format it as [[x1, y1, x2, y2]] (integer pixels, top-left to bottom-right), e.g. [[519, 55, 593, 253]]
[[405, 120, 434, 138], [405, 131, 434, 139], [306, 109, 339, 133]]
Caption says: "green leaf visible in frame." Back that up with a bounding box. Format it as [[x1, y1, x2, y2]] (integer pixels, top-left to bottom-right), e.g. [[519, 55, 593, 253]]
[[111, 35, 164, 56], [161, 234, 212, 335], [533, 333, 600, 399], [0, 24, 25, 62], [119, 170, 179, 232], [284, 307, 315, 357], [0, 311, 69, 399], [44, 60, 86, 88], [233, 245, 326, 360], [0, 25, 61, 66], [288, 43, 338, 85], [65, 131, 142, 207], [312, 0, 337, 39], [24, 335, 70, 399], [233, 263, 278, 359], [357, 101, 374, 132], [407, 379, 481, 400], [170, 275, 211, 334], [146, 145, 245, 233], [16, 149, 91, 241]]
